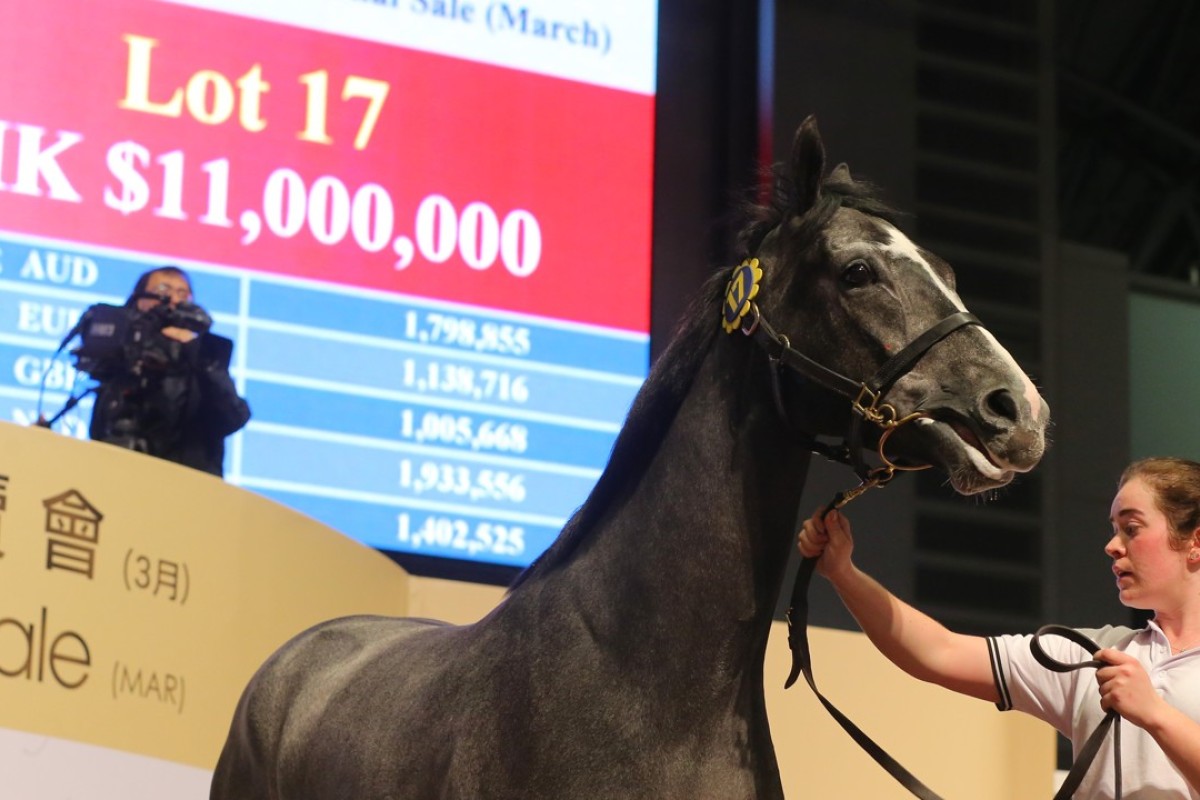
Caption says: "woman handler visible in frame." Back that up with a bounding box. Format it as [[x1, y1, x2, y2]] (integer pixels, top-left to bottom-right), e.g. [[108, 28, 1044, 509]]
[[798, 457, 1200, 798]]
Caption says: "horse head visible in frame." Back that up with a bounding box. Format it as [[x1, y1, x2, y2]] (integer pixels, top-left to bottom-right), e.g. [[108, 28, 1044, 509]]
[[733, 116, 1049, 495]]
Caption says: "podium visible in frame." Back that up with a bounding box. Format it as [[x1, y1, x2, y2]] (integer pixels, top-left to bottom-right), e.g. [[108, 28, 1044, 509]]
[[0, 421, 412, 798]]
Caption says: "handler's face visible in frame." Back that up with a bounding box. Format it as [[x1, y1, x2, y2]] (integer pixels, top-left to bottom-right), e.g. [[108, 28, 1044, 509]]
[[1106, 477, 1191, 611]]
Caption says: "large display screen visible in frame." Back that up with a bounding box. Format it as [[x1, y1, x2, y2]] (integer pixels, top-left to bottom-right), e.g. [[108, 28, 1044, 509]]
[[0, 0, 658, 572]]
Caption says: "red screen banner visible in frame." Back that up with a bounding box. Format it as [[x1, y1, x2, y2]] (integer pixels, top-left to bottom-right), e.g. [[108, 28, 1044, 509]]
[[0, 0, 655, 332]]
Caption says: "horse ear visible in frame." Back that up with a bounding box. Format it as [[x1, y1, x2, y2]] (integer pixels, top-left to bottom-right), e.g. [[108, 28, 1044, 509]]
[[829, 162, 852, 184], [790, 115, 827, 216]]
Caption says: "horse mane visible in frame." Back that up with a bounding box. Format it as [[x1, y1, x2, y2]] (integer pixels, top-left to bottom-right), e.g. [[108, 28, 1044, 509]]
[[509, 269, 727, 589], [509, 164, 899, 590]]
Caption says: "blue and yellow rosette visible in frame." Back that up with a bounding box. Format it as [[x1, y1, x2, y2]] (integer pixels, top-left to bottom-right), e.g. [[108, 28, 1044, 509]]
[[722, 258, 763, 333]]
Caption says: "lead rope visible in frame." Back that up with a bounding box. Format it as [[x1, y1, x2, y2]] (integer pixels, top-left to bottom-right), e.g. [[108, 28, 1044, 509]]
[[784, 483, 945, 800], [785, 499, 1124, 799]]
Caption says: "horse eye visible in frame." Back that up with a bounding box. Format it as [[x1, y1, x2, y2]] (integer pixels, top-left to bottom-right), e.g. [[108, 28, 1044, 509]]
[[840, 260, 874, 287]]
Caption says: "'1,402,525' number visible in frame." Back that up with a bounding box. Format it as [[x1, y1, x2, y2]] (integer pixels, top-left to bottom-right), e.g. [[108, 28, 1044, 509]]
[[397, 513, 526, 558]]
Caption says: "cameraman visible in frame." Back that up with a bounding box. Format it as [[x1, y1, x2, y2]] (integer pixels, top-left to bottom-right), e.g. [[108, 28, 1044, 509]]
[[88, 266, 251, 477]]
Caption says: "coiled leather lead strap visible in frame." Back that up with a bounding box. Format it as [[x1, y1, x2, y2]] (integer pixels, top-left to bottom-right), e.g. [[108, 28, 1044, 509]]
[[1029, 625, 1122, 800]]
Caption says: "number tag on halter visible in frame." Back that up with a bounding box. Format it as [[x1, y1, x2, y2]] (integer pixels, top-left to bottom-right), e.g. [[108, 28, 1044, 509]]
[[722, 258, 763, 334]]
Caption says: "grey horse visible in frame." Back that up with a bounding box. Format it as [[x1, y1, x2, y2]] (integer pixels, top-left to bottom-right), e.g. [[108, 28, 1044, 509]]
[[210, 117, 1050, 800]]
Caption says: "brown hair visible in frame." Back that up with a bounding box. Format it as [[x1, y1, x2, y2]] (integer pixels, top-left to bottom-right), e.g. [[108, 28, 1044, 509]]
[[1119, 457, 1200, 549]]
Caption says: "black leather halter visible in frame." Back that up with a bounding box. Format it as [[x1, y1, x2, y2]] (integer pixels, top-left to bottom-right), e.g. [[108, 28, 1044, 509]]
[[723, 257, 982, 483]]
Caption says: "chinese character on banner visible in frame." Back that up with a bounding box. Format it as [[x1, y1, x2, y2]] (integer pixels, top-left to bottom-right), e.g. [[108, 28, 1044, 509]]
[[154, 558, 182, 601], [43, 489, 103, 578]]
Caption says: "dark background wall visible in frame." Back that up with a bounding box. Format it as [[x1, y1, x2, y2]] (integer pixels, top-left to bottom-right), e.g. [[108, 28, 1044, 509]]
[[649, 0, 1200, 773], [649, 0, 1200, 636]]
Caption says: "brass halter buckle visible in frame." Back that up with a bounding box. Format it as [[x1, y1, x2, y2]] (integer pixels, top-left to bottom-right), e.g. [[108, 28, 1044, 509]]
[[853, 382, 932, 471], [834, 385, 934, 509], [852, 384, 902, 427]]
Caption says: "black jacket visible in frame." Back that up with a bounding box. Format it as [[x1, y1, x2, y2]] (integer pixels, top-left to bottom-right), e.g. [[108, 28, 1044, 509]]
[[89, 332, 250, 477]]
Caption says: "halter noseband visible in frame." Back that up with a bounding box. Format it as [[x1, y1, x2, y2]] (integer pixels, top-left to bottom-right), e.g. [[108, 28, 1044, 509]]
[[722, 257, 981, 494]]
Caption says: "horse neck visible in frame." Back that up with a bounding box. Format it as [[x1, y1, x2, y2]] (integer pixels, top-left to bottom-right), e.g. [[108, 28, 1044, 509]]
[[517, 342, 814, 676]]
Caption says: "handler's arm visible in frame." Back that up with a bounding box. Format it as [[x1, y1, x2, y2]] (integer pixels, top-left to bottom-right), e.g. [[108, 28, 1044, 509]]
[[798, 508, 999, 703]]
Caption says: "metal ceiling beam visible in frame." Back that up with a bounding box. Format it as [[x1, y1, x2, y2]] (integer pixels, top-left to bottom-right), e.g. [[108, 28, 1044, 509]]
[[1059, 69, 1200, 158]]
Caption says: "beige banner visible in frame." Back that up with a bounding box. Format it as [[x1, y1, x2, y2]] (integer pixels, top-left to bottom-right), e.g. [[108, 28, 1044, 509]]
[[0, 421, 409, 770]]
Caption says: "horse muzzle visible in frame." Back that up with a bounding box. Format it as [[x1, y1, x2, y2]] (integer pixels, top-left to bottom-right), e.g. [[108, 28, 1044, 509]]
[[893, 395, 1049, 494]]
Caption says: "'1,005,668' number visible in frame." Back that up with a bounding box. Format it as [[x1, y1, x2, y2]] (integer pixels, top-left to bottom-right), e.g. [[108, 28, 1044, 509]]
[[400, 410, 529, 454]]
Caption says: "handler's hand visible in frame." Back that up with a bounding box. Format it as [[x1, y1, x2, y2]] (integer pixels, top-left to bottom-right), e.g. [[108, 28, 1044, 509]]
[[797, 508, 855, 580], [1095, 648, 1167, 730], [161, 326, 199, 343]]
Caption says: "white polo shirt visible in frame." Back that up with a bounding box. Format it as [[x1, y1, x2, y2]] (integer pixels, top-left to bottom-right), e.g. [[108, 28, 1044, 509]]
[[989, 623, 1200, 799]]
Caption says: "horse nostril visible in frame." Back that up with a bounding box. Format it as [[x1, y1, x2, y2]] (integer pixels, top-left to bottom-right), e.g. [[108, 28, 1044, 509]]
[[986, 388, 1020, 423], [984, 388, 1022, 424]]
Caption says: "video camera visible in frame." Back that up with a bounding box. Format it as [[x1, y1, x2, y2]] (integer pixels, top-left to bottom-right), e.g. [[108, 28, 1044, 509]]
[[72, 296, 213, 379]]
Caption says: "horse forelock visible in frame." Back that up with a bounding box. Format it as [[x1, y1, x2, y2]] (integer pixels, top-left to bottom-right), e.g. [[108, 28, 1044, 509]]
[[740, 164, 901, 259]]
